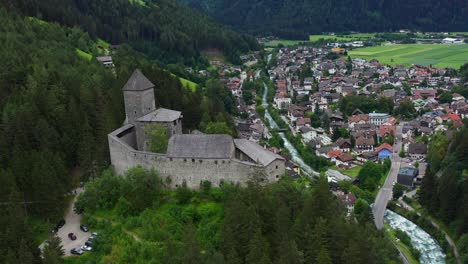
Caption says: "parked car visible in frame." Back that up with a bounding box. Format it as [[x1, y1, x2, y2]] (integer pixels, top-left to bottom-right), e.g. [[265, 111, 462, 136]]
[[81, 245, 92, 251], [53, 219, 66, 232], [80, 225, 89, 232], [68, 233, 77, 240], [70, 248, 84, 255], [91, 232, 98, 237], [85, 240, 93, 247]]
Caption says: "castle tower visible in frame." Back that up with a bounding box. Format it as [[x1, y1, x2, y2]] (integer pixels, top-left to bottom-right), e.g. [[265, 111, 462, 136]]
[[123, 69, 156, 125]]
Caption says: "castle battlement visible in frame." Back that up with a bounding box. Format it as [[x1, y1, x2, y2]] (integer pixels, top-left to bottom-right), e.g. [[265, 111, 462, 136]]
[[108, 69, 285, 189]]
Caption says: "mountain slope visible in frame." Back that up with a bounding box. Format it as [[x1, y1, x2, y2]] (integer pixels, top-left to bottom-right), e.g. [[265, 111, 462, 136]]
[[178, 0, 468, 39], [6, 0, 259, 64]]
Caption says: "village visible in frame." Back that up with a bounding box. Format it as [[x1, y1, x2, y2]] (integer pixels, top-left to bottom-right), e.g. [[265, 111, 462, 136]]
[[222, 45, 467, 212]]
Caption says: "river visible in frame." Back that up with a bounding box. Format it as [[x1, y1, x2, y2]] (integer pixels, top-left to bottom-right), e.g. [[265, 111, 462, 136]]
[[385, 210, 446, 264], [261, 82, 318, 176]]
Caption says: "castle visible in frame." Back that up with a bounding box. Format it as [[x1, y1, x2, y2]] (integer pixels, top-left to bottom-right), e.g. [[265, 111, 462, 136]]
[[108, 69, 285, 189]]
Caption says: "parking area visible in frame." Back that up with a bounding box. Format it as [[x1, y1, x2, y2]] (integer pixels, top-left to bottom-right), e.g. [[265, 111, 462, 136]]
[[54, 188, 93, 256]]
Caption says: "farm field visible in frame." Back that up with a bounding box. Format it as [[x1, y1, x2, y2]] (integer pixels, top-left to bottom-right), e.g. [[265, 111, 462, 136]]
[[309, 33, 376, 42], [349, 44, 468, 69], [264, 39, 311, 47]]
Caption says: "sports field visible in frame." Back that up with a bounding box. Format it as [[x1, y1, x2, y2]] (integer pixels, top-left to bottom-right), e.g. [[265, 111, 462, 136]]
[[349, 44, 468, 69]]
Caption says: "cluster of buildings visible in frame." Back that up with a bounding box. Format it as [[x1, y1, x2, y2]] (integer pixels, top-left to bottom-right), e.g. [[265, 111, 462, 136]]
[[261, 45, 467, 186]]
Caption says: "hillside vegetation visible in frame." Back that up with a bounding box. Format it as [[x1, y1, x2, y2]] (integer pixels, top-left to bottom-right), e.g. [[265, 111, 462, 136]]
[[68, 167, 400, 264], [6, 0, 259, 64], [178, 0, 468, 39], [0, 9, 239, 263]]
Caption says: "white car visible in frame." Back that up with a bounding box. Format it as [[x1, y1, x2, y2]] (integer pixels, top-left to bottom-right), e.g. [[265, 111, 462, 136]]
[[81, 245, 92, 251]]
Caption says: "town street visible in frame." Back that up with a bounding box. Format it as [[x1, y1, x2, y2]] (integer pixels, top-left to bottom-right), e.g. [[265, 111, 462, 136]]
[[373, 124, 403, 229]]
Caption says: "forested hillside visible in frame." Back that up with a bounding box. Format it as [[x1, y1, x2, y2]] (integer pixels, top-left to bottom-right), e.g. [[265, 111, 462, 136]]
[[178, 0, 468, 39], [4, 0, 259, 64], [419, 128, 468, 261], [69, 168, 399, 264], [0, 9, 238, 263]]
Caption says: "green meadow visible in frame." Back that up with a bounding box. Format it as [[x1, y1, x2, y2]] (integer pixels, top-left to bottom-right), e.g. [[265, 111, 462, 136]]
[[309, 33, 376, 42], [349, 44, 468, 69]]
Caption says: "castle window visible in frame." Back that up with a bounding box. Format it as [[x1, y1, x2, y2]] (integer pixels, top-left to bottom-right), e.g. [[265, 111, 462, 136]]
[[173, 120, 177, 125], [215, 161, 218, 165], [184, 159, 187, 162], [276, 175, 279, 179], [276, 165, 278, 169], [222, 160, 225, 164], [192, 159, 195, 162], [170, 158, 173, 161], [199, 160, 203, 163]]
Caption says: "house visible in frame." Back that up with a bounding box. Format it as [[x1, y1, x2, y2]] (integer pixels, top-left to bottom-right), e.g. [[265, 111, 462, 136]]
[[287, 105, 305, 122], [296, 118, 311, 130], [274, 97, 292, 110], [336, 153, 354, 167], [335, 191, 357, 217], [96, 56, 114, 68], [357, 151, 377, 164], [299, 127, 317, 143], [408, 143, 428, 159], [375, 143, 393, 160], [354, 136, 375, 153], [379, 124, 395, 138], [397, 167, 418, 189], [334, 138, 351, 152]]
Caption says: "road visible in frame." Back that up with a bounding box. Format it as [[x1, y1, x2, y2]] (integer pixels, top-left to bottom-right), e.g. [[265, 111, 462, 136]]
[[373, 124, 403, 230]]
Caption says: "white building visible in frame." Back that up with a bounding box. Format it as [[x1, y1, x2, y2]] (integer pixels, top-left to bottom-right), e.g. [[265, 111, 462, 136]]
[[369, 112, 390, 126]]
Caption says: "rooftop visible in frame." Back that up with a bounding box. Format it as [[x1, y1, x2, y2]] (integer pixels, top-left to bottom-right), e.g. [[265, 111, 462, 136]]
[[166, 134, 234, 159], [234, 139, 284, 166], [137, 108, 182, 122], [399, 167, 418, 177], [123, 69, 155, 91]]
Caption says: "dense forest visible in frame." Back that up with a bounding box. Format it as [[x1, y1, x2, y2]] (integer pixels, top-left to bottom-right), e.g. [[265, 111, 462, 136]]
[[3, 0, 259, 64], [0, 9, 238, 263], [68, 168, 400, 264], [419, 128, 468, 261], [178, 0, 468, 39]]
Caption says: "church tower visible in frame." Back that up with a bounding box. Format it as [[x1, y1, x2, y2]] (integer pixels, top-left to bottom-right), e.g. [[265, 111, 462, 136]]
[[122, 69, 156, 125]]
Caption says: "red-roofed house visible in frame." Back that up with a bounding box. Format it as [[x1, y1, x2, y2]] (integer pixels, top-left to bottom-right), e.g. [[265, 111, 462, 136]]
[[379, 124, 395, 138]]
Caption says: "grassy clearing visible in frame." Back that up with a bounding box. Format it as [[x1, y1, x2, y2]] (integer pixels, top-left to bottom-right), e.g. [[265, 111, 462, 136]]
[[331, 165, 361, 178], [129, 0, 146, 6], [385, 223, 420, 264], [349, 44, 468, 68], [309, 33, 376, 42], [76, 48, 92, 61], [97, 39, 110, 49], [264, 40, 311, 47], [27, 17, 49, 26], [165, 71, 198, 91], [178, 76, 198, 91]]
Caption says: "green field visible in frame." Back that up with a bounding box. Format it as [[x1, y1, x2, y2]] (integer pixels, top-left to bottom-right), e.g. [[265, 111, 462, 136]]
[[349, 44, 468, 68], [265, 33, 377, 47], [309, 33, 376, 42], [264, 40, 311, 47], [331, 165, 362, 178]]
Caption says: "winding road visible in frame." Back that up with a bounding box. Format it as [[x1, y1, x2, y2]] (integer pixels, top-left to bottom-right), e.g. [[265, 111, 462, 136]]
[[373, 124, 403, 229]]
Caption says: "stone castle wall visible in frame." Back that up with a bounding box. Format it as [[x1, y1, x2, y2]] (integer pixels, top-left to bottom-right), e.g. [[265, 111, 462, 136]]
[[109, 125, 285, 189]]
